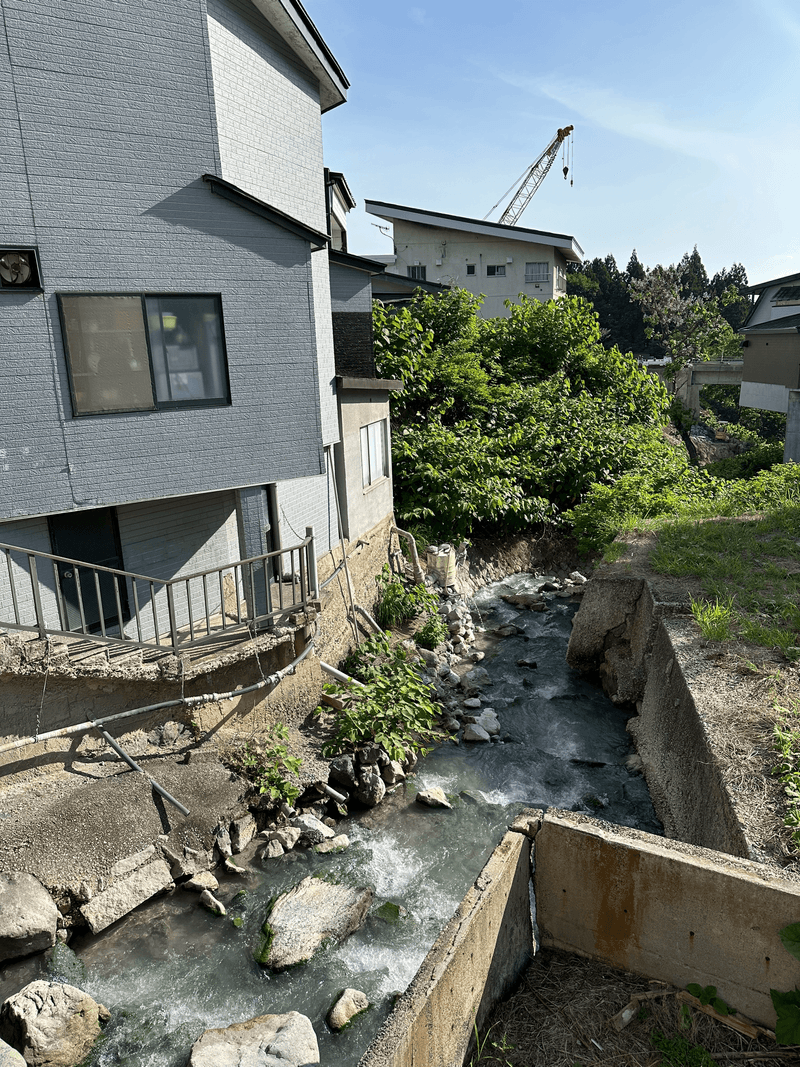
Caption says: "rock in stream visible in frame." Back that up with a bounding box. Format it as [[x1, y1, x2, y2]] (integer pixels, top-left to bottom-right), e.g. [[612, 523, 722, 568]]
[[255, 875, 373, 971]]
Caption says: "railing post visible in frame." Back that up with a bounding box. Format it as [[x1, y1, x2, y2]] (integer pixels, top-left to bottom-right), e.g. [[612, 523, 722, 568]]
[[28, 555, 47, 640], [166, 583, 179, 653], [305, 526, 318, 601]]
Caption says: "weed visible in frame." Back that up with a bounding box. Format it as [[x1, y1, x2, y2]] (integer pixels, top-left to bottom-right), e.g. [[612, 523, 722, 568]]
[[468, 1020, 515, 1067], [650, 1029, 715, 1065], [415, 610, 449, 650], [602, 541, 626, 564], [690, 596, 736, 642], [318, 633, 440, 763], [375, 564, 439, 629], [236, 723, 301, 807], [772, 700, 800, 845], [771, 922, 800, 1044], [685, 983, 731, 1015]]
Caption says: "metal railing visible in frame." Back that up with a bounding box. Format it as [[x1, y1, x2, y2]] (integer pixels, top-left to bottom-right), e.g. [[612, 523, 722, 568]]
[[0, 527, 318, 654]]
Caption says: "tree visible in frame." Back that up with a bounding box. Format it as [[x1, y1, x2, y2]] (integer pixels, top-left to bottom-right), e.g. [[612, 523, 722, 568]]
[[629, 264, 741, 371], [374, 290, 670, 541]]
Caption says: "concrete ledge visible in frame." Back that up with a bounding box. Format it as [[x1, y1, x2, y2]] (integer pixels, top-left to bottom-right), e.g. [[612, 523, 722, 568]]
[[360, 823, 535, 1067], [535, 810, 800, 1028]]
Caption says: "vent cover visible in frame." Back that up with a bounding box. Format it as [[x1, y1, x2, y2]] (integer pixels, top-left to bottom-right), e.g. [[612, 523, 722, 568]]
[[0, 248, 41, 290]]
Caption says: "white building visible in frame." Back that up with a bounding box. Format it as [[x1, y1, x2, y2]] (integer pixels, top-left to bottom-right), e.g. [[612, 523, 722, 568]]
[[365, 201, 583, 318]]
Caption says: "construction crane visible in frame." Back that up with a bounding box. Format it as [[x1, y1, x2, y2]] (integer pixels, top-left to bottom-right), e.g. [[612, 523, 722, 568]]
[[485, 125, 574, 227]]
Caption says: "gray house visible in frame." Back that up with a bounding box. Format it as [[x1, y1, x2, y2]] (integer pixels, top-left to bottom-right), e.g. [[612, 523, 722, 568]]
[[0, 0, 396, 654]]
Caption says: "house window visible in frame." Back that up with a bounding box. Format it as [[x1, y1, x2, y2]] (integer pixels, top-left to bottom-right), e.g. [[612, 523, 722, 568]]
[[466, 264, 476, 276], [360, 419, 389, 488], [407, 265, 427, 281], [486, 265, 506, 277], [58, 293, 230, 416], [525, 262, 550, 284]]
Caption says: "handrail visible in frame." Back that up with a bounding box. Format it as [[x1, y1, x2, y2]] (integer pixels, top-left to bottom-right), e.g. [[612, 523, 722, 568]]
[[0, 529, 317, 655]]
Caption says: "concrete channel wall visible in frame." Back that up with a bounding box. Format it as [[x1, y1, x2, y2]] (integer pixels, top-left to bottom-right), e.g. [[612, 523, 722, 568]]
[[361, 810, 800, 1067], [360, 826, 535, 1067]]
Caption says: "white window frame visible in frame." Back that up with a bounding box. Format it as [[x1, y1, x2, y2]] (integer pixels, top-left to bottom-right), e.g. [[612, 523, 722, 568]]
[[407, 265, 427, 281], [486, 264, 506, 277], [360, 419, 389, 488], [466, 264, 476, 276], [525, 262, 550, 284]]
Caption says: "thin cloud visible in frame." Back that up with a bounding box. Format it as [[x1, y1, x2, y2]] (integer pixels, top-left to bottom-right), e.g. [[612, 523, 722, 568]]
[[498, 73, 746, 169], [751, 0, 800, 44], [409, 7, 429, 26]]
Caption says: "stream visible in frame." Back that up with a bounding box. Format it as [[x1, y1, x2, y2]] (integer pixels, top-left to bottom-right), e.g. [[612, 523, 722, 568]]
[[0, 572, 661, 1066]]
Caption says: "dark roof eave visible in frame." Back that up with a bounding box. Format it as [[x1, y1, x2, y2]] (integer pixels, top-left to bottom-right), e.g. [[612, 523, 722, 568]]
[[746, 271, 800, 293], [365, 199, 584, 260], [740, 312, 800, 333], [203, 174, 329, 249], [251, 0, 349, 112]]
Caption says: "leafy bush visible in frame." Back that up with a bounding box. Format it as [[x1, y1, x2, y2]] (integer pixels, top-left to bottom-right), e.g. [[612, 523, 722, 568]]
[[320, 633, 440, 762], [375, 291, 670, 544], [375, 564, 440, 628], [237, 723, 301, 806], [706, 442, 784, 480], [415, 611, 449, 650]]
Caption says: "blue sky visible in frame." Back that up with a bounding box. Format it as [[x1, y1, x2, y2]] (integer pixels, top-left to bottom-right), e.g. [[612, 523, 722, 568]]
[[314, 0, 799, 284]]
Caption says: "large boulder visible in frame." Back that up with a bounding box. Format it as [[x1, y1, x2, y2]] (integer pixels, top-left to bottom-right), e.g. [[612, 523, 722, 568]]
[[0, 981, 109, 1067], [187, 1011, 318, 1067], [255, 876, 373, 971], [0, 1038, 25, 1066], [0, 874, 58, 963]]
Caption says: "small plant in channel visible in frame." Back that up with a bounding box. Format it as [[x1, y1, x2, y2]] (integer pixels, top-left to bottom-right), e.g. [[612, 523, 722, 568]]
[[238, 723, 301, 806]]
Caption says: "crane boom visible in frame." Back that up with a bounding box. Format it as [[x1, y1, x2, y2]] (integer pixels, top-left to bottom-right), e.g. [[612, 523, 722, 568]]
[[495, 126, 573, 227]]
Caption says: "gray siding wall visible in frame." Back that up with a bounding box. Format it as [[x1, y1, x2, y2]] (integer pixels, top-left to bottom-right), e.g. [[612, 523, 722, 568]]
[[0, 518, 59, 633], [206, 0, 338, 447], [276, 465, 337, 562], [0, 0, 328, 523], [329, 262, 373, 311], [117, 492, 240, 642]]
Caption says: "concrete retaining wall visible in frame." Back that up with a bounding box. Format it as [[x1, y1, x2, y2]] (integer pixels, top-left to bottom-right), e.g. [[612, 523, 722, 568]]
[[566, 566, 751, 857], [535, 810, 800, 1029], [360, 827, 534, 1067], [360, 810, 800, 1066]]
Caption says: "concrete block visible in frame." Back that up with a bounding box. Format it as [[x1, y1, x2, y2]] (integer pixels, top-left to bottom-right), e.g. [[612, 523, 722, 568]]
[[80, 859, 174, 934], [534, 809, 800, 1029]]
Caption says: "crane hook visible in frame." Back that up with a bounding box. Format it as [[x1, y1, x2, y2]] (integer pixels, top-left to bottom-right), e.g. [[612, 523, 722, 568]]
[[563, 165, 569, 179]]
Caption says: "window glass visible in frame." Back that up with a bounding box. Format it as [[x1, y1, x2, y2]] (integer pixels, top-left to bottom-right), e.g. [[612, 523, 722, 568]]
[[361, 419, 388, 487], [60, 295, 154, 414], [146, 296, 227, 403], [466, 264, 476, 276], [407, 265, 427, 281], [487, 265, 506, 277], [60, 293, 229, 416], [525, 262, 550, 283]]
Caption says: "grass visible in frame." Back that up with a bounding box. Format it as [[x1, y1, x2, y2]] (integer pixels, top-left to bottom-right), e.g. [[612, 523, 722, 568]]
[[648, 502, 800, 661], [772, 697, 800, 846]]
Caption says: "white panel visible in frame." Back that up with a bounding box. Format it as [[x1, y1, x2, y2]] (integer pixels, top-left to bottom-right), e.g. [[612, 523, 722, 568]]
[[738, 381, 789, 414]]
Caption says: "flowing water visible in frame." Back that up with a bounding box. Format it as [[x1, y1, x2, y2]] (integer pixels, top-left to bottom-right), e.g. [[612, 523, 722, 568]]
[[0, 573, 661, 1066]]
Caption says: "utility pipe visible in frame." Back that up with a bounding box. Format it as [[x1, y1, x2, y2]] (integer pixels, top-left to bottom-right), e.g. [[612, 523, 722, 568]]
[[324, 444, 361, 646], [391, 526, 425, 585], [0, 627, 318, 758], [353, 604, 385, 636], [320, 661, 366, 688], [95, 727, 191, 817]]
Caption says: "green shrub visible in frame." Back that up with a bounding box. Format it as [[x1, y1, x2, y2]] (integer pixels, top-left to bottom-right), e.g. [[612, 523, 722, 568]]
[[375, 565, 440, 629], [236, 723, 301, 806], [416, 611, 449, 650], [320, 633, 440, 762]]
